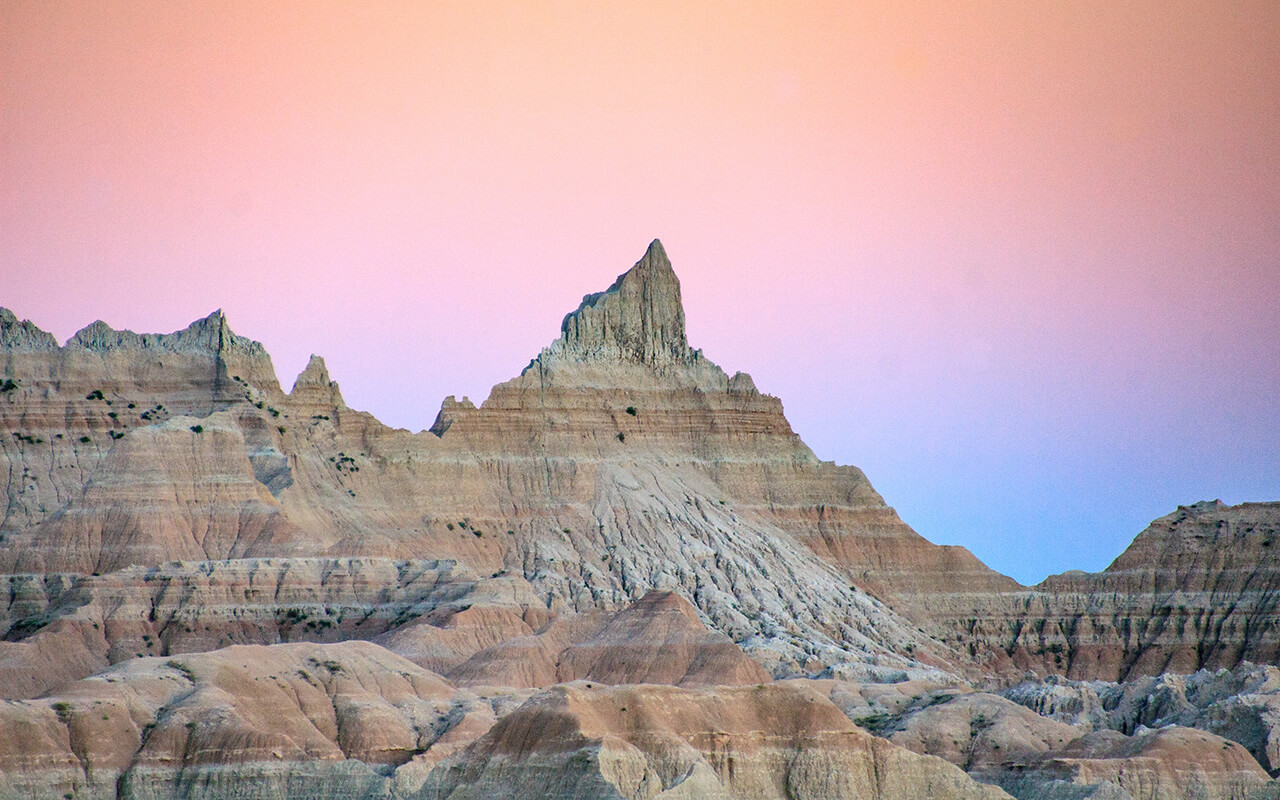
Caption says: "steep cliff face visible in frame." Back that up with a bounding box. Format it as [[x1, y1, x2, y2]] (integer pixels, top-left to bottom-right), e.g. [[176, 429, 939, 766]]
[[0, 309, 284, 536]]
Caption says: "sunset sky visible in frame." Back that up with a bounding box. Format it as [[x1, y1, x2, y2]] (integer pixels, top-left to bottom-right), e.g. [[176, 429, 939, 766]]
[[3, 2, 1277, 583]]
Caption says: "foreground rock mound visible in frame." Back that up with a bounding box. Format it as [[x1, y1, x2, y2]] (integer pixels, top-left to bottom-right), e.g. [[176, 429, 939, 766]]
[[553, 590, 772, 686], [1003, 727, 1268, 800], [424, 681, 1013, 800], [0, 641, 527, 800]]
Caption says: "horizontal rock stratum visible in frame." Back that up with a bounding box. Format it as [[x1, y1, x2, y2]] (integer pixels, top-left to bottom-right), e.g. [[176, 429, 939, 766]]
[[1, 241, 1276, 799]]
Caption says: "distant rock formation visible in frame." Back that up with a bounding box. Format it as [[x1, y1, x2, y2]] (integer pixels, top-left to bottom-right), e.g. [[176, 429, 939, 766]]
[[945, 500, 1280, 681]]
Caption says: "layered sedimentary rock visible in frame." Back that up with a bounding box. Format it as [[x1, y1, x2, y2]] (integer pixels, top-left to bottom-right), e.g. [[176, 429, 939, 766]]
[[0, 557, 541, 699], [0, 641, 527, 800], [946, 501, 1280, 682], [3, 240, 1279, 799], [2, 240, 981, 692], [422, 681, 1014, 800]]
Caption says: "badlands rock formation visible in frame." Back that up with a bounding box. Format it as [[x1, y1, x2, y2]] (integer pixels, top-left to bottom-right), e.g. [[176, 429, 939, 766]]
[[951, 501, 1280, 682], [1, 241, 1277, 799], [423, 681, 1013, 800]]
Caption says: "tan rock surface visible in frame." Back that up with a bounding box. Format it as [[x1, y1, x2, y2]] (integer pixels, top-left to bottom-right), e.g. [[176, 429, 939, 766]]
[[1004, 727, 1269, 800], [422, 681, 1013, 800], [943, 501, 1280, 682], [0, 640, 524, 800], [2, 242, 974, 692], [552, 590, 771, 686]]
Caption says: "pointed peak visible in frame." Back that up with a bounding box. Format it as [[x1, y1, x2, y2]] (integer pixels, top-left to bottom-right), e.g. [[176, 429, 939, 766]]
[[187, 309, 228, 335], [67, 319, 123, 349], [552, 239, 692, 366], [289, 354, 344, 408], [639, 238, 670, 268], [0, 307, 59, 350], [291, 354, 331, 388]]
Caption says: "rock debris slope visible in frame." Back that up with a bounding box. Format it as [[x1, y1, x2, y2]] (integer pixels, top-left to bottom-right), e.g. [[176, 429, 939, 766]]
[[0, 240, 1277, 800]]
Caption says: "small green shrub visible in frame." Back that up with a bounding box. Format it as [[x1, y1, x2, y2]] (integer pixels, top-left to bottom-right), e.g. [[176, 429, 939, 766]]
[[625, 406, 636, 416], [52, 701, 73, 722], [190, 425, 203, 434], [79, 435, 91, 443], [0, 378, 17, 393], [85, 389, 104, 401]]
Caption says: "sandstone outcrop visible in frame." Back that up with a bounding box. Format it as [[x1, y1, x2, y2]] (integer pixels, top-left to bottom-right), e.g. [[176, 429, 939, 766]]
[[421, 681, 1014, 800], [943, 501, 1280, 682], [0, 640, 526, 800]]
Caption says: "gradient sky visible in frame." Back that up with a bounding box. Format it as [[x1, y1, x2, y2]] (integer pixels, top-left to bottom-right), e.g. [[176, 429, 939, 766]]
[[3, 2, 1277, 584]]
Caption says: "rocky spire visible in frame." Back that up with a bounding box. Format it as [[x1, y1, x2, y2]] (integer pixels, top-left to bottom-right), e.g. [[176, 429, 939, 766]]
[[289, 354, 345, 408], [0, 307, 58, 350], [555, 239, 693, 365]]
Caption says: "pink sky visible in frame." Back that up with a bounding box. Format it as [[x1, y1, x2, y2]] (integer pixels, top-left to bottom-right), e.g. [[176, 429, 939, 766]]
[[3, 2, 1278, 583]]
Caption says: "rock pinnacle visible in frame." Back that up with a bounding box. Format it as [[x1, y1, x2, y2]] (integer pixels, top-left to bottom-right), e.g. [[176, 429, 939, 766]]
[[557, 239, 692, 365]]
